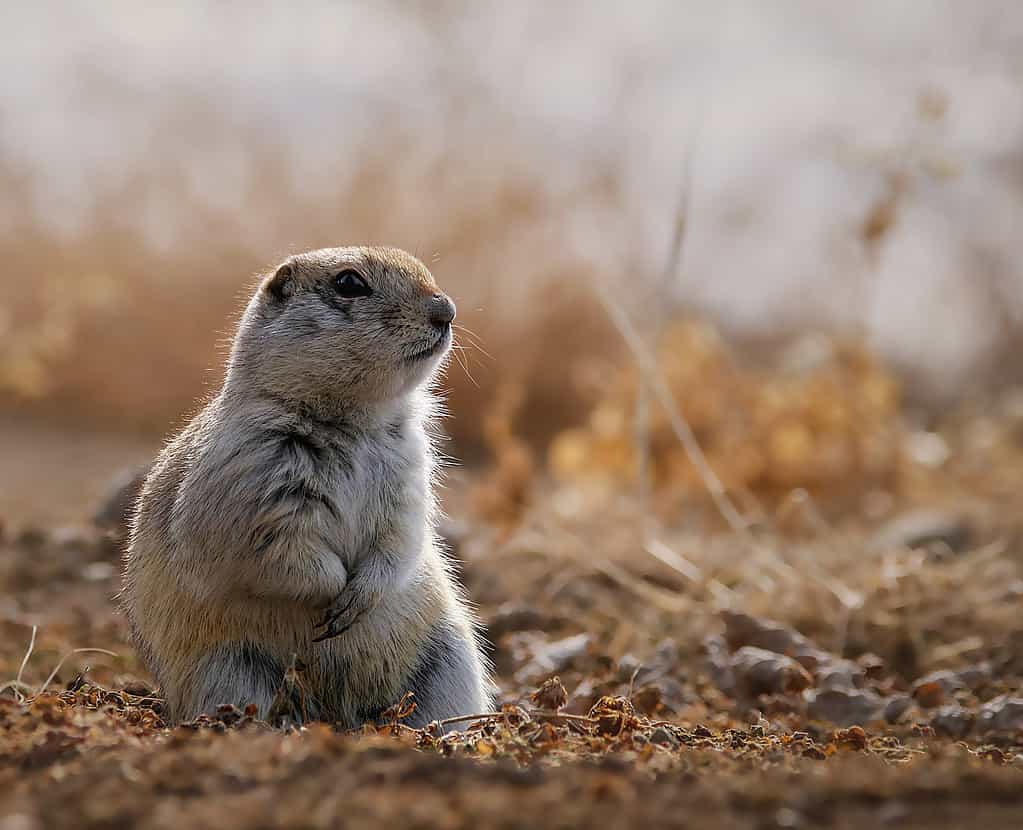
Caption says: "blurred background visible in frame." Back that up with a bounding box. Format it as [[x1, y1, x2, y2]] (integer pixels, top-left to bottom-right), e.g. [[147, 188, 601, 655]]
[[3, 0, 1023, 521]]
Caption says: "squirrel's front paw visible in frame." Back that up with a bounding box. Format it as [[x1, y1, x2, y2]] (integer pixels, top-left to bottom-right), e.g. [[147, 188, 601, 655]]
[[312, 583, 380, 643]]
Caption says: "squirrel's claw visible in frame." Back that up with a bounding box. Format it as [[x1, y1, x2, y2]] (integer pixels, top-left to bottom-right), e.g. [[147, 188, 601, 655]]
[[312, 592, 362, 643]]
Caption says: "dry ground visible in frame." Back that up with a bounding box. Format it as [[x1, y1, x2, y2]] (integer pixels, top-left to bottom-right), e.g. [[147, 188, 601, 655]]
[[2, 328, 1023, 829]]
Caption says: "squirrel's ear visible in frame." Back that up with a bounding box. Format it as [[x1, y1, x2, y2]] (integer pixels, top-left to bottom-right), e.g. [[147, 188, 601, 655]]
[[264, 263, 295, 301]]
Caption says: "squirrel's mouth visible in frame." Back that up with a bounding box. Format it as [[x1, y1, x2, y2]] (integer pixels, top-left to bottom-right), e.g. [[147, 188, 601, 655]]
[[408, 326, 451, 362]]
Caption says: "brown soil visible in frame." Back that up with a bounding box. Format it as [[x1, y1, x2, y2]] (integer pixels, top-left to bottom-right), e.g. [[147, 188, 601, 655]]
[[2, 331, 1023, 829]]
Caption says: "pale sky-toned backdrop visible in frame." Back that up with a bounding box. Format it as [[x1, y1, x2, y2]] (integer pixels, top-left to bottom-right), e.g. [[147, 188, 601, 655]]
[[3, 1, 1023, 394]]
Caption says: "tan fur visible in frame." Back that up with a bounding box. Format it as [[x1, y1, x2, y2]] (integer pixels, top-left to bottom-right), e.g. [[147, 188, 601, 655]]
[[123, 246, 493, 727]]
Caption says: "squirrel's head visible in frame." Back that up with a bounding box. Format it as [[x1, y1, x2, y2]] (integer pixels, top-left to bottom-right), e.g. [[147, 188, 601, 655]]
[[230, 246, 455, 411]]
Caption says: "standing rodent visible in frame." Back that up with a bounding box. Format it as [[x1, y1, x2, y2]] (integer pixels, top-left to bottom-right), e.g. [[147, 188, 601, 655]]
[[122, 246, 493, 728]]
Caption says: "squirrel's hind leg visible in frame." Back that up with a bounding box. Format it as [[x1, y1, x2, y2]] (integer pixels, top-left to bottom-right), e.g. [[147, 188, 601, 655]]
[[185, 643, 316, 726]]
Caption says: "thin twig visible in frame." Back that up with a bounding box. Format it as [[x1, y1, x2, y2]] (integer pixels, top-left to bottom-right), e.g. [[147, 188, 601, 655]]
[[36, 648, 119, 697], [593, 560, 691, 612], [437, 712, 506, 728], [530, 710, 598, 725], [645, 538, 702, 582], [626, 666, 641, 701], [594, 286, 750, 537], [645, 538, 737, 606], [659, 148, 697, 296], [15, 625, 38, 702], [0, 626, 39, 703], [119, 694, 167, 704], [437, 709, 600, 729], [635, 134, 699, 523]]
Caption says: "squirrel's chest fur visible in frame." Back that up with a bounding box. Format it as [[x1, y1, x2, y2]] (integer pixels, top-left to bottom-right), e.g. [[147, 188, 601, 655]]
[[248, 417, 430, 570], [128, 399, 441, 667], [174, 405, 432, 581]]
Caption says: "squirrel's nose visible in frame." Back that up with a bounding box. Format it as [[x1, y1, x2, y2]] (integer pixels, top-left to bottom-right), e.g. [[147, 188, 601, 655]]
[[428, 294, 456, 329]]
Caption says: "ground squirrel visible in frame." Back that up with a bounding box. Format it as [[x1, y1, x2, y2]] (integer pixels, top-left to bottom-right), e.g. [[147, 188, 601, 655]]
[[122, 246, 493, 727]]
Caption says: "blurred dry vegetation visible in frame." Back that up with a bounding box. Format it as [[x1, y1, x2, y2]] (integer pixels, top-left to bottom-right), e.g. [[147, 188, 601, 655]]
[[4, 4, 1023, 451], [0, 128, 622, 454]]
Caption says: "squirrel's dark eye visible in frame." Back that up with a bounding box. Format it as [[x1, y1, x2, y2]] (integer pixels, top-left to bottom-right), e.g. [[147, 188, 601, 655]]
[[334, 270, 372, 298]]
